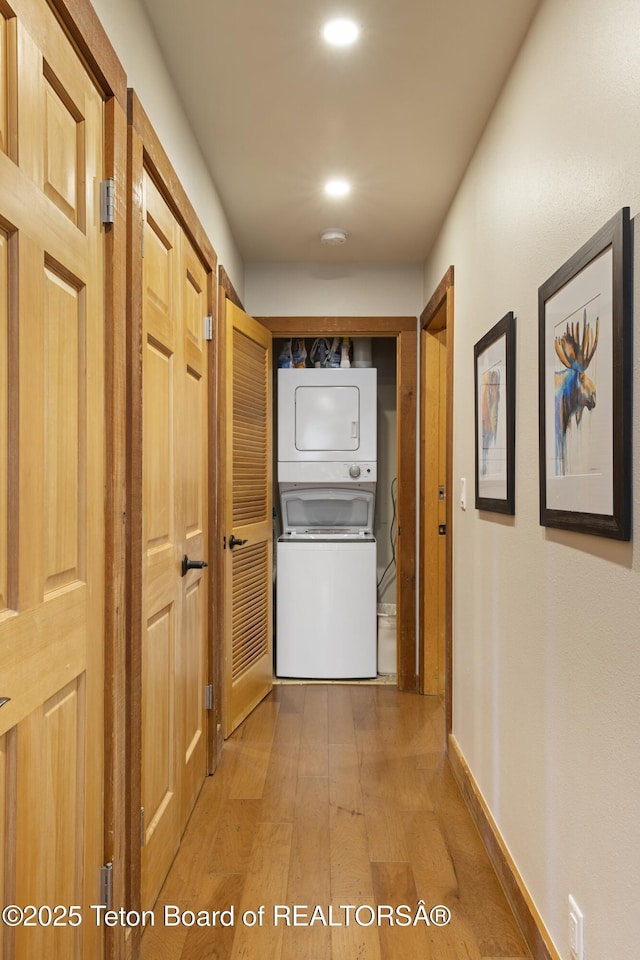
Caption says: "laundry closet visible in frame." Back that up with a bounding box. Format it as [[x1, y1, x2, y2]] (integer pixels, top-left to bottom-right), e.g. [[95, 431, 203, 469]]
[[271, 336, 397, 681]]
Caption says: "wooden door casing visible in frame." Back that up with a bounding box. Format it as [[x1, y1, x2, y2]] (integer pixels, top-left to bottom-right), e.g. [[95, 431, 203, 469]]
[[0, 0, 108, 955], [256, 316, 417, 692], [420, 267, 454, 726]]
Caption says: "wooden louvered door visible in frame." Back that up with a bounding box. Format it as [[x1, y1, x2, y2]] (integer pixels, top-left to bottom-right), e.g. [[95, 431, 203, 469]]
[[141, 169, 209, 909], [0, 0, 105, 956], [224, 301, 272, 736]]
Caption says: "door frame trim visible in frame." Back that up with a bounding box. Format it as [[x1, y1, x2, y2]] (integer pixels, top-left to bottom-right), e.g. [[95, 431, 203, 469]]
[[127, 90, 218, 939], [419, 267, 454, 733], [256, 316, 418, 692]]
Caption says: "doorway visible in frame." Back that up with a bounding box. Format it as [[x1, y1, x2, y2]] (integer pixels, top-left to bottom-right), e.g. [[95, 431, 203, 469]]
[[257, 317, 417, 692]]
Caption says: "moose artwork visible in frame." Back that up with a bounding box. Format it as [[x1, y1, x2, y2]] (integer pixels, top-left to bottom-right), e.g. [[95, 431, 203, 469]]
[[538, 207, 631, 540], [553, 307, 599, 477]]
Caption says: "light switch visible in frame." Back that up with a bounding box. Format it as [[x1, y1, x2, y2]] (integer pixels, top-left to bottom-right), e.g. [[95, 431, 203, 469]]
[[460, 478, 467, 510]]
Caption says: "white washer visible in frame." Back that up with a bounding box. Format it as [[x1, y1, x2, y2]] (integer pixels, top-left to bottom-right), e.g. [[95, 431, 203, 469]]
[[276, 537, 377, 679]]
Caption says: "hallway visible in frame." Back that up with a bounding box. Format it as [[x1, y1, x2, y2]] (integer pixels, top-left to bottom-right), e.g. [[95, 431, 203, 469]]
[[141, 684, 531, 959]]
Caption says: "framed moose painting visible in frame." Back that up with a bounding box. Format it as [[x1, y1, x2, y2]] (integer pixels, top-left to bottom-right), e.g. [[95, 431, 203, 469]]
[[538, 207, 632, 540], [474, 311, 516, 514]]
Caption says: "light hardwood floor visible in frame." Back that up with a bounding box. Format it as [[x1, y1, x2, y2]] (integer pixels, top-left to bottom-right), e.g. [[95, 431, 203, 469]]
[[141, 684, 531, 960]]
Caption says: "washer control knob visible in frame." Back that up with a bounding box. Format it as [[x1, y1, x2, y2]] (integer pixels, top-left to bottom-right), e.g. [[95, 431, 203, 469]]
[[349, 464, 361, 479]]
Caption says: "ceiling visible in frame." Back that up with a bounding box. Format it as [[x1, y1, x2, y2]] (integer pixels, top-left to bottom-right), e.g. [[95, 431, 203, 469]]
[[140, 0, 541, 264]]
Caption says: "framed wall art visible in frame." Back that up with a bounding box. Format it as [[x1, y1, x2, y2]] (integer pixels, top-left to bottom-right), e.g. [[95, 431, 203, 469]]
[[538, 207, 632, 540], [474, 311, 516, 514]]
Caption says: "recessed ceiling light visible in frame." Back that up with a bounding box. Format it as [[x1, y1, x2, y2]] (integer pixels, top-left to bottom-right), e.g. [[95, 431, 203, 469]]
[[324, 178, 351, 198], [322, 18, 359, 47], [320, 228, 348, 245]]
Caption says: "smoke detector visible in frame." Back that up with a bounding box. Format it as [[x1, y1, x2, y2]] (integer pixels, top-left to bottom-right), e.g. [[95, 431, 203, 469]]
[[320, 228, 348, 245]]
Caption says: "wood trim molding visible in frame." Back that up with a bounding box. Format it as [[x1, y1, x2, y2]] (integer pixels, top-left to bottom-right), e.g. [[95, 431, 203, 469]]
[[50, 0, 127, 105], [256, 315, 418, 692], [419, 267, 454, 731], [127, 90, 217, 271], [126, 113, 144, 955], [103, 93, 129, 960], [219, 265, 243, 310], [421, 265, 454, 330], [448, 735, 561, 960], [257, 316, 416, 335]]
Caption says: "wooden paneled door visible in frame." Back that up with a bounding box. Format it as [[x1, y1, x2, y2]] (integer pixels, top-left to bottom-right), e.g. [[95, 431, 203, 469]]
[[140, 169, 210, 910], [223, 301, 272, 736], [0, 0, 107, 956]]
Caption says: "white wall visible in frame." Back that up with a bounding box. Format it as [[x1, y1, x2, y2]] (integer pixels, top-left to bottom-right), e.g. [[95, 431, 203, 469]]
[[90, 0, 244, 295], [245, 261, 424, 317], [423, 1, 640, 958]]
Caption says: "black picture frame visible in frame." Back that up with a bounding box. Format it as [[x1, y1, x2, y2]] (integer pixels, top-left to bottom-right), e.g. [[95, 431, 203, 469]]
[[538, 207, 632, 540], [474, 311, 516, 514]]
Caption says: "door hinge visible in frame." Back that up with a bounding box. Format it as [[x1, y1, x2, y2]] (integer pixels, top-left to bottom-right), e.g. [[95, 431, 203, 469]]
[[140, 807, 145, 848], [100, 178, 115, 225], [99, 862, 113, 910], [205, 684, 213, 710], [204, 315, 213, 341], [438, 523, 447, 536]]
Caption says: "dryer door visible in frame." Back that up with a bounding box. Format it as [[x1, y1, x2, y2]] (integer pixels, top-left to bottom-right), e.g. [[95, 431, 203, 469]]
[[295, 384, 360, 452], [277, 369, 377, 462]]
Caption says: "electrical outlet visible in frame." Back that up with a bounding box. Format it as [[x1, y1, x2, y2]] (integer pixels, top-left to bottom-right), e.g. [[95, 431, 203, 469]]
[[568, 895, 583, 960]]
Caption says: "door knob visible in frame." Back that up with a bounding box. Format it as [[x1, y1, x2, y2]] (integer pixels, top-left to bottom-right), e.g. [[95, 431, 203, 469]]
[[181, 555, 208, 577], [0, 697, 10, 709], [228, 535, 247, 550]]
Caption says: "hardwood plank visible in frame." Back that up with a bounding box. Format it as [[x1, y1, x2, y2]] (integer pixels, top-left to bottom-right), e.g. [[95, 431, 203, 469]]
[[289, 776, 330, 902], [207, 799, 263, 875], [362, 788, 408, 863], [173, 874, 244, 960], [349, 683, 378, 731], [281, 923, 332, 960], [281, 776, 331, 960], [359, 753, 434, 813], [371, 861, 434, 960], [329, 743, 372, 902], [140, 874, 244, 960], [327, 684, 356, 744], [260, 712, 302, 824], [226, 699, 280, 799], [229, 821, 293, 960], [402, 810, 457, 893], [329, 899, 382, 960], [139, 911, 189, 960], [298, 685, 328, 778], [159, 779, 228, 902], [269, 683, 306, 715]]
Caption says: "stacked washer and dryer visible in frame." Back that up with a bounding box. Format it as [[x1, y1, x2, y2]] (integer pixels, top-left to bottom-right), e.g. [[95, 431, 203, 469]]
[[276, 367, 378, 679]]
